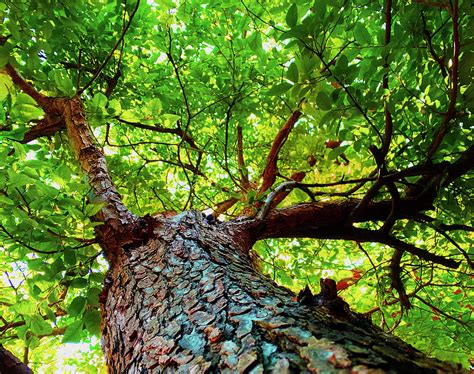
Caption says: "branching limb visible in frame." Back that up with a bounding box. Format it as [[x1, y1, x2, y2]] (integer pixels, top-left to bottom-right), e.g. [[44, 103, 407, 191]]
[[257, 180, 314, 220], [20, 118, 65, 144], [414, 295, 468, 326], [167, 28, 192, 122], [63, 97, 136, 236], [4, 64, 53, 110], [222, 97, 244, 190], [268, 171, 306, 210], [413, 213, 474, 232], [115, 117, 202, 152], [238, 202, 461, 268], [413, 216, 473, 268], [421, 12, 448, 78], [380, 182, 400, 234], [0, 225, 62, 254], [214, 197, 239, 216], [258, 110, 302, 195]]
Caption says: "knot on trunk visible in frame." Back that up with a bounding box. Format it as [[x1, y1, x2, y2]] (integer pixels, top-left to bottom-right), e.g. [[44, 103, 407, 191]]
[[297, 278, 353, 321]]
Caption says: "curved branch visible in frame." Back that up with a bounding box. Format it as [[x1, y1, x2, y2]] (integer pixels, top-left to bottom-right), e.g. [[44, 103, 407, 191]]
[[4, 64, 53, 110], [231, 196, 433, 243], [258, 110, 301, 194], [390, 249, 412, 311], [78, 0, 140, 94], [115, 117, 201, 152]]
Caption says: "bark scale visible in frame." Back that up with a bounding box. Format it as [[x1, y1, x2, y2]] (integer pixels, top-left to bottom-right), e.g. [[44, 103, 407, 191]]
[[100, 211, 462, 373]]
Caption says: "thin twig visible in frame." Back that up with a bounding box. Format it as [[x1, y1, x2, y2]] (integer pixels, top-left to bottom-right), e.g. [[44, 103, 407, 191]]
[[79, 0, 140, 94]]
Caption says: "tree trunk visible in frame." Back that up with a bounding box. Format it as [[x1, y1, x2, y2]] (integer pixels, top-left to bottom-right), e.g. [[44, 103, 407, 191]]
[[100, 211, 461, 373]]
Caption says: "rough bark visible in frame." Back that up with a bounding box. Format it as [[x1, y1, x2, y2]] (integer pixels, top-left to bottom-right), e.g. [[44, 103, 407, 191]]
[[100, 211, 462, 373]]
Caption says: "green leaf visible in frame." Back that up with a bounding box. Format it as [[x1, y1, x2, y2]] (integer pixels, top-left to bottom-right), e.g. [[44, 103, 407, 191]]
[[149, 98, 163, 116], [286, 3, 298, 28], [0, 195, 14, 205], [30, 314, 53, 335], [50, 70, 76, 96], [354, 24, 371, 44], [84, 310, 101, 335], [91, 93, 108, 109], [0, 46, 9, 68], [70, 278, 88, 288], [62, 320, 84, 343], [87, 287, 102, 307], [12, 93, 44, 122], [328, 145, 349, 160], [249, 32, 262, 52], [68, 296, 87, 317], [267, 82, 293, 96], [316, 91, 332, 110], [0, 72, 13, 100], [13, 301, 36, 316], [64, 248, 77, 266], [287, 62, 299, 83], [84, 202, 104, 217]]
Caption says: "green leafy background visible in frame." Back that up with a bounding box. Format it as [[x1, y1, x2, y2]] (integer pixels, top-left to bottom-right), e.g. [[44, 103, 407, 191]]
[[0, 0, 472, 371]]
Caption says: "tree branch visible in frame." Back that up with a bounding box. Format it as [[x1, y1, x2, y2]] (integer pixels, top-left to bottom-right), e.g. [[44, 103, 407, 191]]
[[115, 117, 201, 152], [258, 110, 301, 195], [426, 0, 459, 160], [78, 0, 140, 94], [63, 97, 136, 234], [4, 64, 53, 110], [421, 12, 448, 78], [390, 249, 412, 311]]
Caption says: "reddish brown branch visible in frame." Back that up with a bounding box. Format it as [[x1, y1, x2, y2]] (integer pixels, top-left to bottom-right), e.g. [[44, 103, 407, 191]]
[[258, 110, 301, 194], [20, 118, 65, 143], [5, 64, 53, 110], [413, 0, 450, 10], [214, 197, 239, 216], [233, 200, 460, 269], [426, 0, 459, 160]]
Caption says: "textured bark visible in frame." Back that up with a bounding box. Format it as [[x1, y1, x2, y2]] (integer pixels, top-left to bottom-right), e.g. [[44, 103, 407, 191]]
[[100, 211, 462, 373]]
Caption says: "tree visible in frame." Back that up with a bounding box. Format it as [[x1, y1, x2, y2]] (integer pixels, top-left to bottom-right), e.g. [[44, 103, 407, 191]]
[[0, 0, 472, 372]]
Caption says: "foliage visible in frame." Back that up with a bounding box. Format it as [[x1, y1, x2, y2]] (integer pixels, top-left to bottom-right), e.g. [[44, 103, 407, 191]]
[[0, 0, 472, 371]]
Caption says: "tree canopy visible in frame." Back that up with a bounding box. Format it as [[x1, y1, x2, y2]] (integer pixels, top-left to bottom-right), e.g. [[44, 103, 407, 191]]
[[0, 0, 472, 371]]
